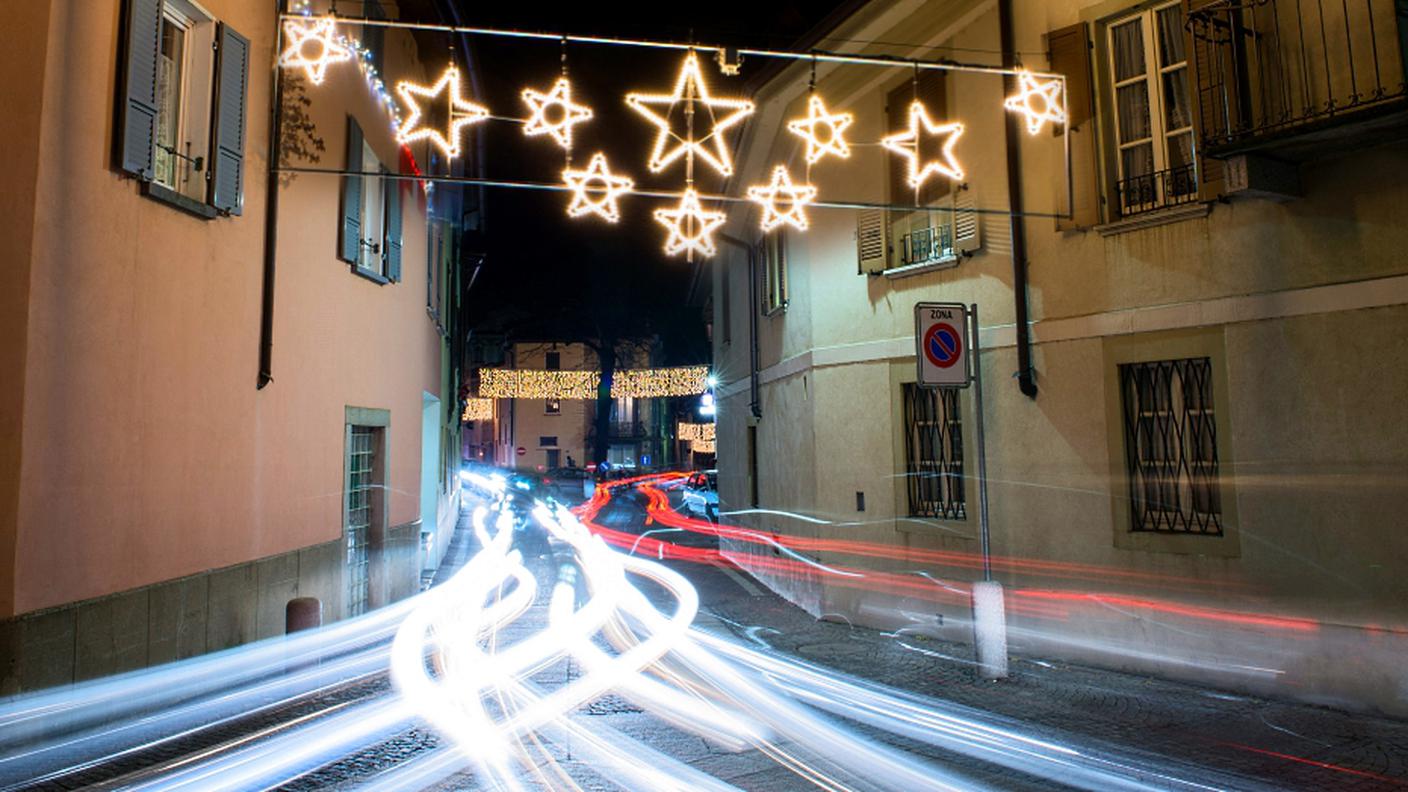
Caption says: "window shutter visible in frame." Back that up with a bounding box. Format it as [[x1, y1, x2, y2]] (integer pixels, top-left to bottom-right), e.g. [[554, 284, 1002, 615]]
[[209, 23, 249, 215], [1047, 22, 1100, 229], [855, 208, 887, 274], [384, 174, 402, 281], [117, 0, 162, 179], [952, 188, 981, 253], [1183, 0, 1226, 201], [340, 116, 363, 263]]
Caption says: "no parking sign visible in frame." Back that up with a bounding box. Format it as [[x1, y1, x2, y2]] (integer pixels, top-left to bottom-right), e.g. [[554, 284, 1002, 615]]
[[915, 302, 971, 388]]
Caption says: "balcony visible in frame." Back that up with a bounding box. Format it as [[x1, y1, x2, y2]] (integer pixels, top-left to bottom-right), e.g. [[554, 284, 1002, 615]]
[[1188, 0, 1408, 160], [898, 224, 955, 268], [608, 421, 648, 440]]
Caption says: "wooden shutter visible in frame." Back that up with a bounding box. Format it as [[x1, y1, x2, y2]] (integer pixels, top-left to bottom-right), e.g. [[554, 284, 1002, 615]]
[[1183, 0, 1226, 201], [117, 0, 162, 179], [855, 208, 886, 274], [384, 174, 402, 281], [1048, 22, 1100, 229], [953, 188, 981, 253], [209, 23, 248, 215], [340, 116, 363, 263]]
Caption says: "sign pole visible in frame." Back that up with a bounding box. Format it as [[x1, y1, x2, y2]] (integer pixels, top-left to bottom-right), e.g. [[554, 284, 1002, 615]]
[[967, 302, 1007, 680], [969, 303, 992, 583]]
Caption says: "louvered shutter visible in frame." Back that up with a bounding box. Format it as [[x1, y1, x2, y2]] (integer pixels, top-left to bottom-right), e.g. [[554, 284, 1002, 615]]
[[1047, 22, 1100, 229], [952, 188, 981, 254], [384, 174, 402, 282], [340, 116, 363, 263], [855, 208, 887, 274], [209, 23, 248, 215], [118, 0, 162, 179], [1183, 0, 1226, 200]]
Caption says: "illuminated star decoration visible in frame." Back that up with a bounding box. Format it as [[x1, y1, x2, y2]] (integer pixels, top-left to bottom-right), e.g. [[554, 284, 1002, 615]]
[[279, 15, 354, 86], [746, 166, 819, 232], [395, 66, 489, 159], [1004, 70, 1066, 135], [563, 153, 635, 223], [625, 52, 755, 176], [881, 101, 965, 188], [786, 95, 854, 164], [521, 77, 594, 149], [654, 188, 726, 257]]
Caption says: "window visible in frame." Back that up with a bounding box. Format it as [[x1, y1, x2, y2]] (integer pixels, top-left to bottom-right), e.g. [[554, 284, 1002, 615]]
[[359, 140, 387, 275], [545, 399, 561, 415], [1107, 3, 1197, 214], [545, 351, 561, 370], [345, 424, 383, 617], [539, 436, 558, 447], [760, 232, 787, 315], [339, 116, 402, 281], [1118, 357, 1222, 534], [118, 0, 247, 215], [901, 384, 965, 519]]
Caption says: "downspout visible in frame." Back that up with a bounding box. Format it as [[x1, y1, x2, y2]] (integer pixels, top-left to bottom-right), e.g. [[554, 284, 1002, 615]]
[[719, 233, 761, 419], [999, 0, 1039, 399], [257, 0, 283, 389]]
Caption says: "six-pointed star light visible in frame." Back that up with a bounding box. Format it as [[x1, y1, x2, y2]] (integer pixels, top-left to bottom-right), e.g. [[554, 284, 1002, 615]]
[[522, 77, 594, 149], [654, 188, 726, 256], [395, 66, 489, 159], [787, 95, 854, 165], [1004, 70, 1067, 135], [881, 100, 966, 189], [747, 166, 819, 232], [279, 16, 353, 86], [626, 52, 755, 176], [563, 153, 635, 223]]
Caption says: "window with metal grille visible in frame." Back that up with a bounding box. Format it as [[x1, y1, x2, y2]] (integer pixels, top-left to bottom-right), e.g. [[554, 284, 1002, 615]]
[[345, 425, 380, 617], [1118, 357, 1222, 535], [901, 384, 965, 520]]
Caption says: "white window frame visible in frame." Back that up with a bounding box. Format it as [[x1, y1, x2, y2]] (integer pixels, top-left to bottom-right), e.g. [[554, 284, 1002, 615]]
[[359, 140, 386, 276], [154, 0, 216, 200]]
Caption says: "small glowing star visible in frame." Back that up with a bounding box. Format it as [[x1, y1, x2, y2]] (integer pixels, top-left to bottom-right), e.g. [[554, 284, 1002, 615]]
[[625, 52, 755, 176], [880, 101, 965, 188], [395, 66, 489, 159], [1004, 70, 1067, 135], [786, 95, 854, 165], [521, 77, 594, 149], [563, 153, 635, 223], [279, 16, 354, 86], [654, 188, 726, 257], [746, 166, 818, 232]]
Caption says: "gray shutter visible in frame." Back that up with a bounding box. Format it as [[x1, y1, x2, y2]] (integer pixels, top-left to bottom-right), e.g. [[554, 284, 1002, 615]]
[[952, 188, 981, 254], [384, 174, 402, 281], [856, 208, 887, 274], [209, 23, 249, 215], [118, 0, 162, 179], [340, 117, 363, 263], [1048, 22, 1100, 229]]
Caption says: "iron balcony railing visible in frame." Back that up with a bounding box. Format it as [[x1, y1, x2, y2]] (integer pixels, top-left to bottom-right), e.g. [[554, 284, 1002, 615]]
[[898, 224, 955, 267], [1115, 163, 1200, 216], [1188, 0, 1408, 152], [608, 421, 647, 439]]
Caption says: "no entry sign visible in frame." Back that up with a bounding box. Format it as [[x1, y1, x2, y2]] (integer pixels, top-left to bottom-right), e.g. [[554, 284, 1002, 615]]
[[915, 303, 971, 388], [516, 446, 527, 457]]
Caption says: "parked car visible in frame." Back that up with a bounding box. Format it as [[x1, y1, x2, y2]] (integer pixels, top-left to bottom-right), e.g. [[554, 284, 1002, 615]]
[[682, 470, 718, 522], [541, 466, 592, 502]]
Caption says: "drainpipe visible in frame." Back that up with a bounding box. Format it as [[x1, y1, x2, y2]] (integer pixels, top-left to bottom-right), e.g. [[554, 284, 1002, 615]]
[[719, 233, 761, 419], [257, 0, 283, 389], [999, 0, 1038, 399]]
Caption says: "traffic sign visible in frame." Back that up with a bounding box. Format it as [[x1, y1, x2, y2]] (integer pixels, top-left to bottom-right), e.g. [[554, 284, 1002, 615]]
[[915, 302, 971, 388], [515, 446, 526, 457]]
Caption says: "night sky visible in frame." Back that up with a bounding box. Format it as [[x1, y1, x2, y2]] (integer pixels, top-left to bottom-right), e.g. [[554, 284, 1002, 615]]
[[450, 2, 854, 363]]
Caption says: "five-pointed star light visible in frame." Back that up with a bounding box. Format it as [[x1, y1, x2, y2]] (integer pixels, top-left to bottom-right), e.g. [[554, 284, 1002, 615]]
[[654, 188, 726, 256], [521, 77, 594, 149], [1004, 70, 1067, 135], [563, 153, 635, 223], [279, 16, 353, 86], [747, 166, 819, 232], [786, 95, 855, 165], [395, 66, 489, 159], [625, 52, 755, 176], [881, 100, 966, 189]]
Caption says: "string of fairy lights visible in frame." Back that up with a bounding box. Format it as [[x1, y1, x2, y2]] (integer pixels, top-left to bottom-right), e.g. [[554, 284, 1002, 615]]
[[477, 366, 711, 400], [276, 11, 1067, 259]]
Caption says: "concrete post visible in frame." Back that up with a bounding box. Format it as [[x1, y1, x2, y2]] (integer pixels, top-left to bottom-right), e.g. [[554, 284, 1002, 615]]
[[286, 597, 322, 634], [972, 581, 1009, 680]]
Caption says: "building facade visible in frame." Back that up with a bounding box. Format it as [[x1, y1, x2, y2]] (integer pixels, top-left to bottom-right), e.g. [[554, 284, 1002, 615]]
[[0, 0, 465, 691], [714, 0, 1408, 716]]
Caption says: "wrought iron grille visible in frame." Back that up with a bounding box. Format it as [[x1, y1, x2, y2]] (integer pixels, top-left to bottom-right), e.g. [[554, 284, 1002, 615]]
[[902, 384, 966, 520], [1115, 163, 1200, 215], [899, 224, 955, 267], [345, 426, 378, 616], [1118, 358, 1223, 535], [1188, 0, 1408, 150]]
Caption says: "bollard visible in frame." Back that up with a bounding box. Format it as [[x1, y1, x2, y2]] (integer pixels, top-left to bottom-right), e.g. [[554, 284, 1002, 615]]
[[286, 597, 322, 634], [971, 580, 1008, 680]]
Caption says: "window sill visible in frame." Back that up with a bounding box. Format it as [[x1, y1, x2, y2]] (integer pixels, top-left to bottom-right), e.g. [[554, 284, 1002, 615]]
[[880, 255, 960, 279], [351, 266, 390, 286], [762, 302, 788, 317], [141, 181, 217, 220], [1095, 202, 1211, 237]]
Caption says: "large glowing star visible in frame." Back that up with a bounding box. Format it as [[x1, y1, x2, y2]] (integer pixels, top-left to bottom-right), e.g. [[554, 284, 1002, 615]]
[[881, 101, 965, 188], [279, 16, 353, 85], [1004, 70, 1066, 135], [786, 95, 854, 164], [625, 52, 755, 176], [395, 67, 489, 159], [746, 166, 818, 232], [654, 189, 726, 257], [563, 153, 634, 223], [521, 77, 594, 149]]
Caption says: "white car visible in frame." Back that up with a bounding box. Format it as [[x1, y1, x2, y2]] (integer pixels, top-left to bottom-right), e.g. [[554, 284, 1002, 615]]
[[681, 470, 718, 522]]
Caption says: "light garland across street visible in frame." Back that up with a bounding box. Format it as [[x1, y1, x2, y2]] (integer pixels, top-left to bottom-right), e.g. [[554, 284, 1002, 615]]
[[478, 366, 710, 399], [462, 398, 495, 422]]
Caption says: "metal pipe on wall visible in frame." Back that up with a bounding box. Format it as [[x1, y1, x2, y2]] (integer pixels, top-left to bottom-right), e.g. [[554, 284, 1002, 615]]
[[257, 0, 283, 390], [999, 0, 1038, 399]]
